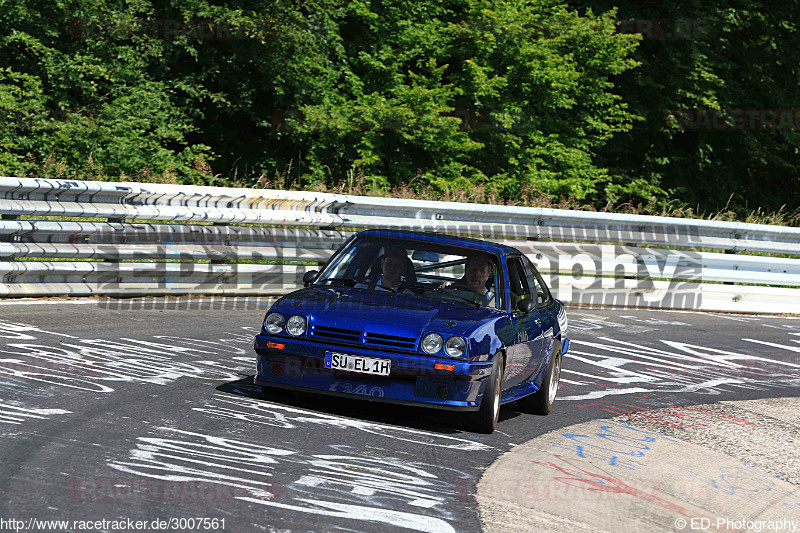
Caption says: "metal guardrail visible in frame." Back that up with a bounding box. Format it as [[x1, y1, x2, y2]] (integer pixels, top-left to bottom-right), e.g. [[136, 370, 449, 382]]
[[1, 177, 799, 313]]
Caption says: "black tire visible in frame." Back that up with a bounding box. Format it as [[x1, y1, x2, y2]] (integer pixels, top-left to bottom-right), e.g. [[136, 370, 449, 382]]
[[517, 342, 562, 415], [464, 352, 504, 434]]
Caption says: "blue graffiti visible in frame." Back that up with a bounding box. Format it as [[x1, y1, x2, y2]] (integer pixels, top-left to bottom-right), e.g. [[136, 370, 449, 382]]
[[688, 466, 779, 503], [546, 421, 678, 469]]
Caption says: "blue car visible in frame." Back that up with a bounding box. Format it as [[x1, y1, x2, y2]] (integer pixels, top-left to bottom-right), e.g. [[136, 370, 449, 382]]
[[253, 230, 569, 433]]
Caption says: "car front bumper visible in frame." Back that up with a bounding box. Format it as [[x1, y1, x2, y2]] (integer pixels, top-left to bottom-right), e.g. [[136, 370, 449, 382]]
[[253, 334, 494, 410]]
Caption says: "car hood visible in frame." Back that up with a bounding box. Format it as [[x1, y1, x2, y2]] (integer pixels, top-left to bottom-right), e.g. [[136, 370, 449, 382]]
[[273, 286, 499, 337]]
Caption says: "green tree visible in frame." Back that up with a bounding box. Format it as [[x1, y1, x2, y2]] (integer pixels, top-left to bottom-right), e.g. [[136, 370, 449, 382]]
[[0, 0, 214, 181], [568, 0, 800, 212], [283, 0, 642, 201], [1, 0, 642, 205]]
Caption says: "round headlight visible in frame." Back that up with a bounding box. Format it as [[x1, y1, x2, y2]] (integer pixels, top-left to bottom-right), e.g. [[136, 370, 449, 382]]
[[444, 336, 467, 357], [286, 315, 307, 336], [265, 313, 285, 334], [421, 333, 444, 355]]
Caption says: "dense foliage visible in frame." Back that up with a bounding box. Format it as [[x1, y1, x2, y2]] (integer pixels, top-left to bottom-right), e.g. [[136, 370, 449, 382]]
[[568, 0, 800, 213], [1, 0, 798, 215]]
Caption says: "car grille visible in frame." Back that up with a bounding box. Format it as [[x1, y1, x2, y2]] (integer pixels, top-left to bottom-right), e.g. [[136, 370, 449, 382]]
[[364, 332, 417, 351], [311, 325, 361, 344], [310, 325, 417, 352]]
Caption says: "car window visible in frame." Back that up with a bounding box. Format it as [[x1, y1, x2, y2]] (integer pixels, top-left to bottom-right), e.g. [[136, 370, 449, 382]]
[[506, 257, 532, 310], [522, 255, 551, 306], [314, 236, 502, 308]]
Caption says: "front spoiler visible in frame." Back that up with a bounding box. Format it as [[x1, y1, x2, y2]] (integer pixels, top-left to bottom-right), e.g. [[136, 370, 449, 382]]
[[254, 378, 480, 411], [254, 334, 494, 409]]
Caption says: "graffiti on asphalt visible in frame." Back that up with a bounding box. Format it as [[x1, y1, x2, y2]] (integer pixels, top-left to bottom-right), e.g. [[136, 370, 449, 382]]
[[529, 455, 698, 518], [575, 402, 759, 431], [0, 321, 251, 392], [0, 320, 254, 424], [0, 400, 71, 425], [193, 394, 491, 451], [688, 465, 800, 509], [559, 334, 800, 401], [541, 421, 677, 470], [109, 427, 465, 533]]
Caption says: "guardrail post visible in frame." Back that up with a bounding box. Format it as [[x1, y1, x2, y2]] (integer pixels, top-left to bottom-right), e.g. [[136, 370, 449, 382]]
[[724, 249, 736, 285], [0, 215, 18, 261], [211, 222, 229, 264]]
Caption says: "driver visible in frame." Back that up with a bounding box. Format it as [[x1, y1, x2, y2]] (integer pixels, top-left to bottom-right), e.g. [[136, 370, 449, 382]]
[[443, 254, 495, 306]]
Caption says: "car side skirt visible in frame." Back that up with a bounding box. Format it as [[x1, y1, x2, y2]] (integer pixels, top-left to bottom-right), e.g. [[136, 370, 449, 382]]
[[500, 381, 541, 404]]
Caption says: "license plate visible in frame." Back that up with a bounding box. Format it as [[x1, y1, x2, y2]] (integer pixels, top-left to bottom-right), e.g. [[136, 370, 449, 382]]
[[324, 352, 391, 376]]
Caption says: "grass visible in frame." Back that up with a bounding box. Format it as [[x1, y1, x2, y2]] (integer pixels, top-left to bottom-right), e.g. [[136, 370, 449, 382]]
[[254, 168, 800, 228], [13, 156, 800, 228]]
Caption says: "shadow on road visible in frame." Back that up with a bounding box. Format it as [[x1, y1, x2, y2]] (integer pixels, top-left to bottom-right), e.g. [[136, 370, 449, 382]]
[[216, 376, 523, 436]]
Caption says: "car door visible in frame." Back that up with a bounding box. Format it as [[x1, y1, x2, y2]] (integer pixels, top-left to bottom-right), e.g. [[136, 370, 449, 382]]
[[503, 256, 549, 389], [521, 254, 556, 375]]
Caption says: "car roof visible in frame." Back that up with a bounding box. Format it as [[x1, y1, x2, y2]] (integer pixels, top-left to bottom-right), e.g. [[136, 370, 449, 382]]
[[356, 229, 521, 256]]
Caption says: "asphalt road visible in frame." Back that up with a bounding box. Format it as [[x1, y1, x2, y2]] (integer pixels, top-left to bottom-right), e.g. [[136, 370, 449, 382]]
[[0, 298, 798, 532]]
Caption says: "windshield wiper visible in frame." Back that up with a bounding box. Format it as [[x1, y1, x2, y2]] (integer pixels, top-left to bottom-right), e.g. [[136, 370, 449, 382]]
[[316, 277, 359, 287], [399, 284, 481, 307], [318, 278, 399, 293]]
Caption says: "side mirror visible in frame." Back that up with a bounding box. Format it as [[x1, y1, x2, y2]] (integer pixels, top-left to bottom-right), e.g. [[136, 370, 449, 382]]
[[517, 298, 535, 314], [303, 270, 319, 286]]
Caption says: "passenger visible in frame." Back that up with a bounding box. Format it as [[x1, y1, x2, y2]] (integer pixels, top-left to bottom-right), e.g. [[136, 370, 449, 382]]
[[356, 245, 413, 293]]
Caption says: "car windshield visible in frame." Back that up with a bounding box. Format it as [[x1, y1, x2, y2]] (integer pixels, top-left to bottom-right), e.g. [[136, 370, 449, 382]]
[[314, 236, 503, 309]]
